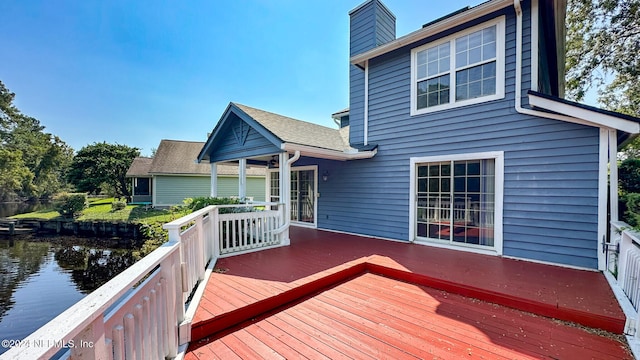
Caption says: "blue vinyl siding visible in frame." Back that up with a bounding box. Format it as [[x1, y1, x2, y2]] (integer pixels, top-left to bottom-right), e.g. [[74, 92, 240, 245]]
[[349, 0, 395, 146], [208, 113, 281, 163], [327, 1, 599, 268]]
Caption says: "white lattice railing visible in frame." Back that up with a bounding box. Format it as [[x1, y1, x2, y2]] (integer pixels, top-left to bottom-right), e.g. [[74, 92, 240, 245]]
[[2, 202, 286, 359]]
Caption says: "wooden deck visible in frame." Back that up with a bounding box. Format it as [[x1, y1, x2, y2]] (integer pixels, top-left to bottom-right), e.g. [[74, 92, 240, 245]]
[[186, 227, 630, 359]]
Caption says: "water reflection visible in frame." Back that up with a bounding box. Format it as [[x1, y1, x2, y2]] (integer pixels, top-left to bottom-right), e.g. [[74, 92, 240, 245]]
[[0, 240, 50, 320], [55, 246, 135, 293], [0, 237, 136, 352]]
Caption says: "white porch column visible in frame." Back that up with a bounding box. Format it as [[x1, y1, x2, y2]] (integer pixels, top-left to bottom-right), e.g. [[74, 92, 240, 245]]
[[609, 129, 619, 221], [210, 162, 217, 197], [597, 128, 609, 271], [279, 152, 290, 245], [238, 158, 247, 199]]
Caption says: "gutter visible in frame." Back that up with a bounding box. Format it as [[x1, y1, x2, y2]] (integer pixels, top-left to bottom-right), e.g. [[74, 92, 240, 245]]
[[512, 0, 585, 124], [281, 143, 377, 161]]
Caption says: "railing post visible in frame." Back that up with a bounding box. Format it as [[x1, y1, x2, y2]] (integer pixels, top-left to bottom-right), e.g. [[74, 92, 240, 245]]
[[212, 206, 220, 260], [195, 215, 205, 281], [280, 203, 290, 246], [69, 318, 107, 360], [619, 230, 633, 288]]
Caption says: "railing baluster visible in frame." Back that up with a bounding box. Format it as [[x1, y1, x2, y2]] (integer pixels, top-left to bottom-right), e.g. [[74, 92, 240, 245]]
[[112, 325, 125, 360]]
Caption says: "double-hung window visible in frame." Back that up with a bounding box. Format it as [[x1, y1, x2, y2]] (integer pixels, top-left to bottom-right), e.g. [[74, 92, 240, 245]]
[[411, 17, 505, 115]]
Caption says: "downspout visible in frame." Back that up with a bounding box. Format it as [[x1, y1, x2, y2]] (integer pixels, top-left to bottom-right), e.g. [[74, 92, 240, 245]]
[[512, 0, 581, 124], [513, 0, 609, 270]]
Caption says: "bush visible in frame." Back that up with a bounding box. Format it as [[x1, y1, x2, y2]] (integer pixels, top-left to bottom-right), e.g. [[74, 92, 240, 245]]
[[186, 197, 242, 212], [624, 193, 640, 228], [619, 159, 640, 194], [54, 193, 88, 218], [111, 198, 127, 211]]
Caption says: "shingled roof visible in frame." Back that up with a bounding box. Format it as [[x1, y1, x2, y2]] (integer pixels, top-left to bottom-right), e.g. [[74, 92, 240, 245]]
[[234, 103, 351, 152], [127, 140, 265, 177], [126, 157, 153, 177]]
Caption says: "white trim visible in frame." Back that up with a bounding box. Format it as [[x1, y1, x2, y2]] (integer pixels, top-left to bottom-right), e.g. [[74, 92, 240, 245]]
[[410, 17, 506, 116], [528, 94, 640, 134], [315, 226, 410, 244], [210, 163, 217, 197], [530, 0, 539, 92], [364, 60, 369, 146], [238, 158, 246, 199], [603, 271, 640, 359], [414, 238, 501, 257], [409, 151, 504, 255], [350, 0, 513, 67], [281, 143, 377, 161], [152, 176, 157, 207], [268, 165, 318, 228], [609, 129, 619, 221], [597, 128, 609, 271], [503, 254, 598, 272]]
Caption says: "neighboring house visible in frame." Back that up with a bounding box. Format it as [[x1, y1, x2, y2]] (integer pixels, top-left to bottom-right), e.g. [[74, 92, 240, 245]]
[[197, 0, 640, 271], [126, 140, 265, 207]]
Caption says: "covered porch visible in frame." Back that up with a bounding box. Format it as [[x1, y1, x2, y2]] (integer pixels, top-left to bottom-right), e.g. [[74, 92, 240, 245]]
[[184, 226, 631, 359]]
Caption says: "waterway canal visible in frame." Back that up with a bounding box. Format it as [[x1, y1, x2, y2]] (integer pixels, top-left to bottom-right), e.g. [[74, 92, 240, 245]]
[[0, 203, 139, 355]]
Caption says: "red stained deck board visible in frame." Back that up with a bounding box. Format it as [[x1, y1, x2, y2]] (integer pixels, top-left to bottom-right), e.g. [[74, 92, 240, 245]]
[[188, 273, 631, 359], [192, 228, 625, 339]]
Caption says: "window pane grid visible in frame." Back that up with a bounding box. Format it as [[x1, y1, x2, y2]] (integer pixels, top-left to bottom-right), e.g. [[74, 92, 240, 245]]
[[413, 21, 500, 112], [416, 159, 495, 247]]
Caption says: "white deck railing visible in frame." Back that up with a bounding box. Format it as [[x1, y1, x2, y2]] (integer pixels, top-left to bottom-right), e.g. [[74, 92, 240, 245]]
[[1, 202, 285, 360], [608, 221, 640, 358]]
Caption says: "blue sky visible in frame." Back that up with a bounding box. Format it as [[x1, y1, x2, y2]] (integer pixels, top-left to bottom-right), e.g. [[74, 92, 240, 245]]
[[0, 0, 582, 156]]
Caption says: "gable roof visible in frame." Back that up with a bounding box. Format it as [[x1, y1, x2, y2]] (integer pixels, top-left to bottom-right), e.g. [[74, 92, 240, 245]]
[[128, 140, 264, 177], [234, 103, 350, 152], [126, 157, 153, 177], [149, 140, 211, 175], [199, 103, 377, 163]]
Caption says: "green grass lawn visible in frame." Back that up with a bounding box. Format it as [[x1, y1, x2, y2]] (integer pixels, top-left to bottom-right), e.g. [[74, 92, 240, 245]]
[[11, 198, 188, 224]]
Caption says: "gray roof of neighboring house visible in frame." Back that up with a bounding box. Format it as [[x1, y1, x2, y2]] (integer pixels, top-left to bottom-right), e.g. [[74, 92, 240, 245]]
[[127, 140, 265, 177], [234, 103, 351, 152], [126, 157, 153, 177]]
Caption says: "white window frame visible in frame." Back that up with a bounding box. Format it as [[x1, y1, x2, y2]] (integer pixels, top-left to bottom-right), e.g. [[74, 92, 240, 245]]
[[409, 151, 504, 256], [266, 165, 318, 228], [410, 16, 506, 116]]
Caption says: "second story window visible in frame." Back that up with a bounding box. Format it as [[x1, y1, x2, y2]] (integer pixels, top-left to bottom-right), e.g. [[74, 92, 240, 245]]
[[411, 17, 505, 115]]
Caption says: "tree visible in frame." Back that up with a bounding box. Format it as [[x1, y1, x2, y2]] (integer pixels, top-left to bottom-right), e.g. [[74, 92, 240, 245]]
[[0, 149, 33, 201], [566, 0, 640, 117], [68, 142, 140, 197], [0, 80, 73, 200]]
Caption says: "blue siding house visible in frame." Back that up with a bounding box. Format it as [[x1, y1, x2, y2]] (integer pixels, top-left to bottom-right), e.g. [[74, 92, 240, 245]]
[[198, 0, 640, 270]]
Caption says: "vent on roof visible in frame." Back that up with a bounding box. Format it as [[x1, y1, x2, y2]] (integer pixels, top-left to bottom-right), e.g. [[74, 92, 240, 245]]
[[422, 6, 470, 28]]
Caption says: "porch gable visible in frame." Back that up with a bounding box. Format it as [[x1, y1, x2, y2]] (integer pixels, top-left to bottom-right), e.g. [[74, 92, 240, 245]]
[[198, 103, 284, 163]]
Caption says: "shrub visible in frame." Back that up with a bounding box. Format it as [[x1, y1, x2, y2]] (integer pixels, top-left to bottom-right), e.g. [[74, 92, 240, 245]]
[[619, 159, 640, 194], [133, 222, 168, 260], [624, 193, 640, 228], [186, 197, 242, 212], [54, 193, 88, 218], [111, 198, 127, 211]]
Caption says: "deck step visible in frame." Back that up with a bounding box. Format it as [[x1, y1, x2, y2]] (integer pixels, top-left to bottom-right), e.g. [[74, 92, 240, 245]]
[[191, 257, 625, 342]]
